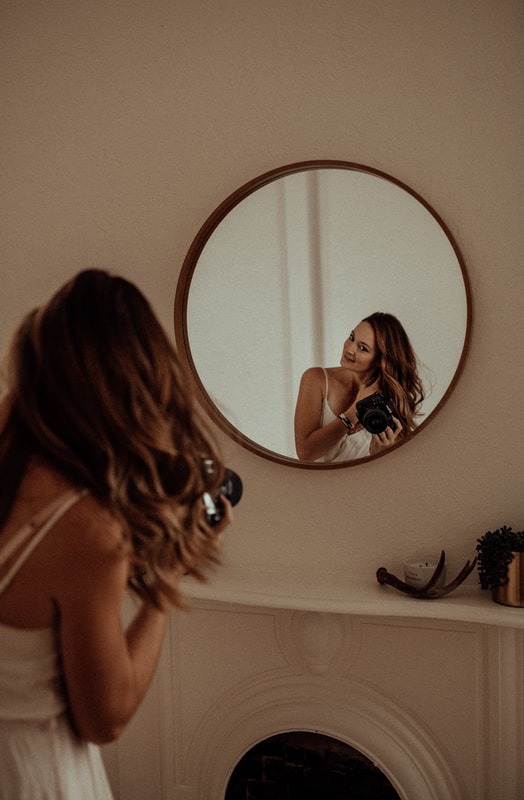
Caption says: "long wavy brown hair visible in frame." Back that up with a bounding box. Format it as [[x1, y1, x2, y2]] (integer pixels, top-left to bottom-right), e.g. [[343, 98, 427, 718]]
[[0, 269, 225, 608], [363, 312, 425, 436]]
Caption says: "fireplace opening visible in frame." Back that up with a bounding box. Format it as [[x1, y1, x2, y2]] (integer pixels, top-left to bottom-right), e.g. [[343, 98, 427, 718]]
[[225, 731, 401, 799]]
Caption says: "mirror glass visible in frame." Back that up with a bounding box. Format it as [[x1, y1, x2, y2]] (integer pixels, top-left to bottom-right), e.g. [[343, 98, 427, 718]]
[[175, 161, 471, 469]]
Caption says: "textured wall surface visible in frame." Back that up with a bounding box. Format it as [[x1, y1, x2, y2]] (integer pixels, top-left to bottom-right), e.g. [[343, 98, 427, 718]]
[[3, 3, 523, 797], [1, 0, 523, 603]]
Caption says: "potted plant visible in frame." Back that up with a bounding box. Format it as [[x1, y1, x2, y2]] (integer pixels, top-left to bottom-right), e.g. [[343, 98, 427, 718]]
[[476, 526, 524, 607]]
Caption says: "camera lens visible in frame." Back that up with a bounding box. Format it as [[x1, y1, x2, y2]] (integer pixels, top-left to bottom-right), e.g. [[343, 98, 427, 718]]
[[202, 467, 243, 526], [361, 409, 389, 434], [221, 469, 243, 507]]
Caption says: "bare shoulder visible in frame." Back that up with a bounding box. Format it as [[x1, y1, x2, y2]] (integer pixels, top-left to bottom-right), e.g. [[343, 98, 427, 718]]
[[0, 486, 129, 628], [300, 367, 325, 386], [43, 493, 131, 619], [54, 492, 128, 570], [74, 493, 124, 540]]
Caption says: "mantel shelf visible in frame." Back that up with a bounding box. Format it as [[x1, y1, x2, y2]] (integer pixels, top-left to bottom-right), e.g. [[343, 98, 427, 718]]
[[181, 564, 524, 629]]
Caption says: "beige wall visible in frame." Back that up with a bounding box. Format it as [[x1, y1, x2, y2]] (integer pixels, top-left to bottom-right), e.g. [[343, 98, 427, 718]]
[[2, 0, 523, 586]]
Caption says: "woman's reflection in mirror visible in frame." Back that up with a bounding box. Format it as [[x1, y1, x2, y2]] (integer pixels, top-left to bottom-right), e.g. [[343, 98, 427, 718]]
[[294, 312, 424, 463]]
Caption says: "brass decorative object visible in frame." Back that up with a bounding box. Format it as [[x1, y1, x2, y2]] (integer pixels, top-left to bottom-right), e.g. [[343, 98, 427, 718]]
[[476, 527, 524, 607], [492, 552, 524, 607], [376, 550, 477, 599]]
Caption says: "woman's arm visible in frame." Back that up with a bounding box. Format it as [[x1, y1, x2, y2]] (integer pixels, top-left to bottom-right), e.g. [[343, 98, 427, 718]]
[[55, 516, 168, 744], [55, 498, 233, 745], [294, 368, 350, 461]]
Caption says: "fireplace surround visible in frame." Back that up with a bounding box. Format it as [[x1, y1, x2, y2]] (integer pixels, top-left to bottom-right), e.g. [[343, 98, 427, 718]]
[[103, 574, 524, 799]]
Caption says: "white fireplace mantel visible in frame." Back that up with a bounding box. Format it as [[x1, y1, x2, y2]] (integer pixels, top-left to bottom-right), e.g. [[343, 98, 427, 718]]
[[104, 564, 524, 800], [181, 561, 524, 628]]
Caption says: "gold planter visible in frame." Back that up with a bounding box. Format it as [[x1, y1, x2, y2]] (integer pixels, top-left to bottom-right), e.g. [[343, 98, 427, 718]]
[[492, 552, 524, 607]]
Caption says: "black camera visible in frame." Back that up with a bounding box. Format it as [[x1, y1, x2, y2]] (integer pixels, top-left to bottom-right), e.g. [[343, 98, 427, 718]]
[[202, 460, 243, 526], [356, 392, 397, 434]]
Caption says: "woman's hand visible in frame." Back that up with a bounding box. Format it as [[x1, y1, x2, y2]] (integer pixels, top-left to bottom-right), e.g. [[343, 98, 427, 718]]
[[369, 416, 402, 455], [343, 379, 381, 427], [212, 496, 234, 540]]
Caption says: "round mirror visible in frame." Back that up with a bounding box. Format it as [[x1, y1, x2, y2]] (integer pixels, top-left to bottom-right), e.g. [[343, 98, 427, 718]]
[[175, 161, 471, 469]]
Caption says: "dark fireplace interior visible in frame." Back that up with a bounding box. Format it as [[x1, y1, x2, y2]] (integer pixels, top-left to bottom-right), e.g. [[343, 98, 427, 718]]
[[225, 731, 402, 799]]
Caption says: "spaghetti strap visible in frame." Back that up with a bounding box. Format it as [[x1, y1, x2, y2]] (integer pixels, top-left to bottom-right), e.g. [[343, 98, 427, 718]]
[[0, 490, 88, 595], [320, 367, 329, 399]]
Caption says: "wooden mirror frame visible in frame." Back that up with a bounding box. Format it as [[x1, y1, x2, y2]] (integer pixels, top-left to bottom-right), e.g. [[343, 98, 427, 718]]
[[174, 160, 472, 469]]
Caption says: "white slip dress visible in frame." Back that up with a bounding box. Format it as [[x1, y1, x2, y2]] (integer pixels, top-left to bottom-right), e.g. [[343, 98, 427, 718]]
[[0, 490, 114, 800], [317, 368, 371, 462]]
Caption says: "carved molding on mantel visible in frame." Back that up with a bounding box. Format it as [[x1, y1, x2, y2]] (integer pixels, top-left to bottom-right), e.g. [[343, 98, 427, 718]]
[[276, 610, 360, 675], [187, 671, 468, 799]]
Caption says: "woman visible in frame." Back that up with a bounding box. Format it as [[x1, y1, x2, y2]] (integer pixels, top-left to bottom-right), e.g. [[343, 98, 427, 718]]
[[0, 270, 232, 799], [294, 311, 424, 463]]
